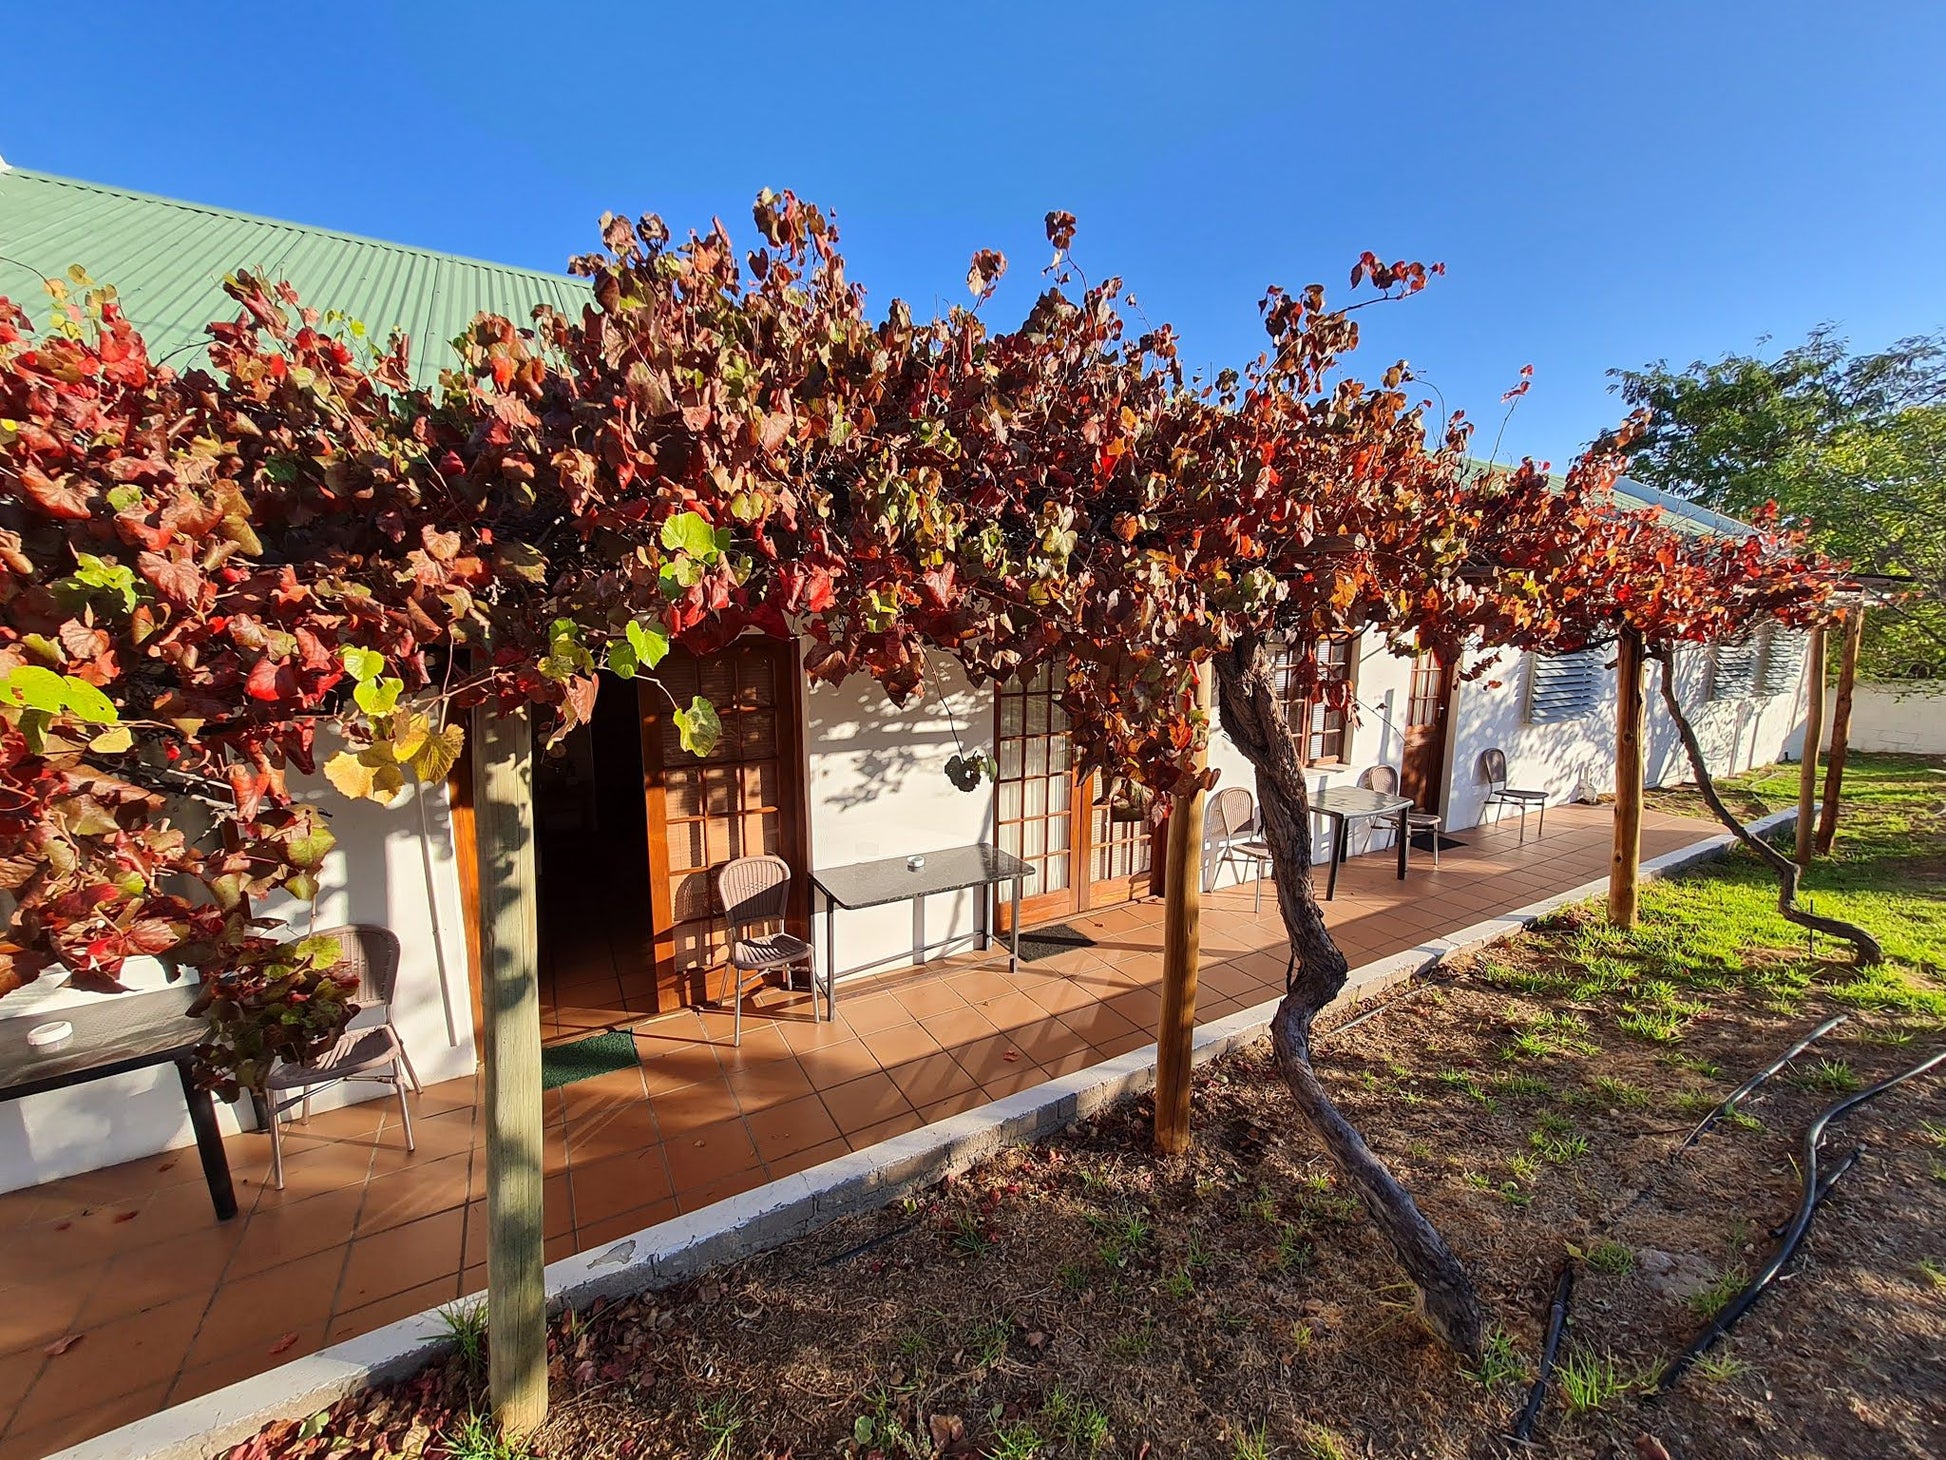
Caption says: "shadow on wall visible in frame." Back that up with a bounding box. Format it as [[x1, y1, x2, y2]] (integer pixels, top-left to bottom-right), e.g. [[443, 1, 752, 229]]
[[811, 669, 993, 816]]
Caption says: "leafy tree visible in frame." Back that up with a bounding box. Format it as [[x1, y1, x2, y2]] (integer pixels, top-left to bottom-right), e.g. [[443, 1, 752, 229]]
[[1611, 328, 1946, 678]]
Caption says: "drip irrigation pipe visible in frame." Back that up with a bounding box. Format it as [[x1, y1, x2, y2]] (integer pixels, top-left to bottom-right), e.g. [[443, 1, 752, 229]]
[[1767, 1144, 1864, 1238], [1656, 1044, 1946, 1394], [1678, 1013, 1849, 1151], [1327, 980, 1435, 1039], [1509, 1262, 1575, 1445]]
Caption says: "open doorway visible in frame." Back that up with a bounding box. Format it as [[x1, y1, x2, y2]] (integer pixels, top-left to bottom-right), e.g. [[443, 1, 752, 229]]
[[534, 673, 658, 1040]]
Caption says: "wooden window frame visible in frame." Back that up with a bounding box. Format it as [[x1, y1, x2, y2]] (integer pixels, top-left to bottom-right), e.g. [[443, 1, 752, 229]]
[[1269, 634, 1359, 766]]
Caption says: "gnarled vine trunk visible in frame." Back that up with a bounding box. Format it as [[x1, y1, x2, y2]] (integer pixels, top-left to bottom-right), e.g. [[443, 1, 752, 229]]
[[1212, 637, 1486, 1358], [1650, 646, 1882, 965]]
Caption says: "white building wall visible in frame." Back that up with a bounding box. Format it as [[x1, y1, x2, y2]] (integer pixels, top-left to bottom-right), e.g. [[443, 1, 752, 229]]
[[803, 660, 998, 980], [1819, 684, 1946, 756], [1445, 634, 1810, 834], [0, 775, 478, 1195]]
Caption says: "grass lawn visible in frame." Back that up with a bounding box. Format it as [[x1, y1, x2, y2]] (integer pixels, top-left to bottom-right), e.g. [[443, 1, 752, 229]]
[[231, 756, 1945, 1460]]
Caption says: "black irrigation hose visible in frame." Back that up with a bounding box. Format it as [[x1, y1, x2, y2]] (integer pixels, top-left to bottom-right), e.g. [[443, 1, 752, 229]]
[[1767, 1144, 1865, 1239], [1509, 1263, 1575, 1446], [1655, 1044, 1946, 1394], [1678, 1013, 1850, 1150]]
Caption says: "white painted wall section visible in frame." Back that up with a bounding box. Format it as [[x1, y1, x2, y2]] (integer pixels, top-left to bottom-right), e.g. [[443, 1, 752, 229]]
[[1820, 684, 1946, 755]]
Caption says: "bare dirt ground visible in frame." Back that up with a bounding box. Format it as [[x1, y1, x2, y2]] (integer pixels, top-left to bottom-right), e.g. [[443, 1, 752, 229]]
[[235, 949, 1945, 1460]]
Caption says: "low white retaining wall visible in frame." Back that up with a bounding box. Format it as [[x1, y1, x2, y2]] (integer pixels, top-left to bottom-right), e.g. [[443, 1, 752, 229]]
[[57, 810, 1795, 1460], [1822, 683, 1946, 756]]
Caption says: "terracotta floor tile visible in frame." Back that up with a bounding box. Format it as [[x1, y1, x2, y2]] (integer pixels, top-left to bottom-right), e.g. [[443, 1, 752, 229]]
[[818, 1070, 912, 1133], [0, 1273, 89, 1358], [648, 1077, 741, 1136], [744, 1095, 843, 1164], [566, 1147, 675, 1229], [794, 1038, 882, 1090], [724, 1057, 816, 1114], [946, 969, 1018, 1005], [11, 1294, 204, 1431], [226, 1183, 366, 1280], [564, 1103, 663, 1168], [832, 991, 908, 1036], [917, 1089, 992, 1124], [883, 1052, 980, 1108], [766, 1136, 852, 1180], [663, 1118, 762, 1195], [77, 1221, 243, 1327], [323, 1275, 459, 1346], [575, 1198, 679, 1250], [559, 1067, 650, 1125], [845, 1110, 924, 1150], [980, 1066, 1051, 1101], [336, 1207, 465, 1312], [637, 1042, 727, 1097], [865, 1021, 942, 1069], [892, 979, 965, 1021], [0, 1381, 173, 1460], [952, 1032, 1029, 1084], [173, 1321, 331, 1404], [186, 1244, 348, 1368], [712, 1023, 796, 1070], [918, 1005, 999, 1049], [354, 1150, 472, 1237]]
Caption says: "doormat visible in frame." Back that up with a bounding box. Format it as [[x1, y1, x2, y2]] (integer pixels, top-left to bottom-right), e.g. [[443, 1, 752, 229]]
[[1410, 831, 1467, 853], [540, 1030, 640, 1091], [1018, 922, 1098, 963]]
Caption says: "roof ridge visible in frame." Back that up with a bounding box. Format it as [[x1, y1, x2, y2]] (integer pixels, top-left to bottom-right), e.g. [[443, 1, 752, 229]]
[[4, 167, 584, 289]]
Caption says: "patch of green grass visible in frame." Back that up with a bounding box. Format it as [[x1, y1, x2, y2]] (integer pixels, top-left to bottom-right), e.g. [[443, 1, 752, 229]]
[[438, 1302, 489, 1376], [1587, 1241, 1635, 1275], [696, 1397, 744, 1460], [1923, 1120, 1946, 1148], [1508, 1153, 1542, 1183], [1531, 1128, 1590, 1163], [1503, 1011, 1600, 1061], [1494, 1072, 1556, 1100], [1437, 1067, 1490, 1102], [1044, 1386, 1110, 1455], [1462, 1327, 1526, 1391], [1296, 1426, 1352, 1460], [1917, 1257, 1946, 1289], [1792, 1056, 1863, 1093], [1689, 1266, 1748, 1320], [1591, 1075, 1650, 1109], [440, 1413, 534, 1460], [988, 1422, 1044, 1460], [1617, 1006, 1687, 1043], [964, 1318, 1011, 1368], [1556, 1349, 1631, 1413], [1694, 1350, 1752, 1384], [1271, 1226, 1315, 1273], [948, 1209, 994, 1258], [1231, 1422, 1275, 1460], [1106, 1324, 1154, 1360], [1159, 1267, 1196, 1301]]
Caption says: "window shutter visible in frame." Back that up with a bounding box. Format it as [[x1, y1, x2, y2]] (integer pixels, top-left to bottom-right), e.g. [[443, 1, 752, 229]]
[[1760, 631, 1807, 697], [1527, 649, 1604, 723], [1711, 638, 1761, 700]]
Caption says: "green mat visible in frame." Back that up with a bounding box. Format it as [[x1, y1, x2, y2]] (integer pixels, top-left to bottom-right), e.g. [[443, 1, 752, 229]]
[[540, 1030, 640, 1091]]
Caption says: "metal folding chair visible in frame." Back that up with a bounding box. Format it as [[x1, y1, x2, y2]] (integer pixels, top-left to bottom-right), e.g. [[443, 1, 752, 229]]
[[716, 855, 826, 1044], [1479, 748, 1549, 843]]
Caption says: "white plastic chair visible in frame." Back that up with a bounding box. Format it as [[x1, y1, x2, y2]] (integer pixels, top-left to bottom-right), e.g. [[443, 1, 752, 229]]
[[716, 855, 826, 1043]]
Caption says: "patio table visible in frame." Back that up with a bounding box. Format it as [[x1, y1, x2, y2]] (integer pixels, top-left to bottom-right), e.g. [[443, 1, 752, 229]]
[[0, 982, 238, 1220], [1311, 783, 1414, 901], [812, 845, 1035, 1006]]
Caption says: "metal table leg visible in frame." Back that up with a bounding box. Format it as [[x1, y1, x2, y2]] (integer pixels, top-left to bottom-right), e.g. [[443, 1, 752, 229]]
[[1396, 806, 1410, 880], [1326, 814, 1345, 901], [177, 1059, 237, 1221], [824, 892, 837, 1020], [1010, 876, 1022, 973]]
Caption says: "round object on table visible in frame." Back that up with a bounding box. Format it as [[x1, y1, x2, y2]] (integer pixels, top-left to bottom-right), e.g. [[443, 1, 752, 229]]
[[27, 1020, 75, 1051]]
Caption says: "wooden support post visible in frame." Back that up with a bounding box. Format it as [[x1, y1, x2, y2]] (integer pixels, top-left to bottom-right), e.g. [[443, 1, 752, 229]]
[[1796, 625, 1827, 870], [1155, 666, 1210, 1155], [473, 701, 548, 1436], [1608, 629, 1646, 928], [1815, 608, 1863, 855]]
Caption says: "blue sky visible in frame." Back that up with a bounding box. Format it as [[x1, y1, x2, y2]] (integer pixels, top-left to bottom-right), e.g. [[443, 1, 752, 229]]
[[3, 1, 1941, 466]]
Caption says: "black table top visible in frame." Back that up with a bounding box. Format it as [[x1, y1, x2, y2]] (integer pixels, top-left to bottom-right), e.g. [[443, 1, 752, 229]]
[[813, 844, 1036, 910], [0, 982, 204, 1098], [1311, 784, 1414, 819]]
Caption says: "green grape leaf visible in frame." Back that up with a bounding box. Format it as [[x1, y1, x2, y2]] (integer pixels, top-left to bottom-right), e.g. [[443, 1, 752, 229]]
[[672, 696, 722, 758], [339, 646, 385, 683], [352, 677, 403, 716], [659, 511, 730, 561], [626, 618, 670, 669]]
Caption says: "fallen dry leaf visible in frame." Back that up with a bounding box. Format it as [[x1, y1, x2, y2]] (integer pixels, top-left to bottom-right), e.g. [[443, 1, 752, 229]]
[[112, 1210, 139, 1223], [267, 1332, 300, 1356], [43, 1334, 81, 1357]]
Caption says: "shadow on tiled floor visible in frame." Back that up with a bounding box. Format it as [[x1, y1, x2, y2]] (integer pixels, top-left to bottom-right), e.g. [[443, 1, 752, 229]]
[[0, 804, 1714, 1457]]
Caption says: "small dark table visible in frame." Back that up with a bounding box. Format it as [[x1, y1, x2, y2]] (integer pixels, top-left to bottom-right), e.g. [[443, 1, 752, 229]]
[[812, 845, 1035, 1006], [1311, 783, 1414, 901], [0, 983, 237, 1220]]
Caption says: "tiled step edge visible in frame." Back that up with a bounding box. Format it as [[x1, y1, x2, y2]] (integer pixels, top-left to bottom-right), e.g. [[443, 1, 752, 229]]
[[55, 810, 1793, 1460]]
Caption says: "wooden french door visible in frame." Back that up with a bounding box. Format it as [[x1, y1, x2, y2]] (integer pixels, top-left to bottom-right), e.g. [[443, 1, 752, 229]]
[[1399, 647, 1455, 814], [994, 667, 1153, 929], [640, 640, 810, 1009]]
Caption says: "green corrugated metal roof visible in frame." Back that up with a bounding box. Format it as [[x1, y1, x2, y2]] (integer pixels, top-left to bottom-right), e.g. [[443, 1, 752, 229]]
[[0, 166, 587, 387]]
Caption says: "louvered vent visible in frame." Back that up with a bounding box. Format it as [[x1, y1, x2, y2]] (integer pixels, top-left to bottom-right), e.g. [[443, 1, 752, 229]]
[[1527, 650, 1604, 723], [1760, 631, 1808, 697], [1711, 639, 1762, 700]]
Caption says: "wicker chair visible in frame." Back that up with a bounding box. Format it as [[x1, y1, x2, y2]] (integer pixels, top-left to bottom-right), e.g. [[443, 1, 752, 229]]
[[1206, 785, 1275, 913], [263, 924, 418, 1190], [1479, 748, 1549, 843], [716, 855, 825, 1044], [1357, 765, 1446, 867]]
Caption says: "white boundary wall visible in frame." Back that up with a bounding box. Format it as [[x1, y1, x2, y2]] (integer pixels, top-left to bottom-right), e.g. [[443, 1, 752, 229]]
[[1821, 683, 1946, 755]]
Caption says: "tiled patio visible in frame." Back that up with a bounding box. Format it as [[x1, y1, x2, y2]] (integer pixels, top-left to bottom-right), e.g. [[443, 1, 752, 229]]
[[0, 803, 1715, 1458]]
